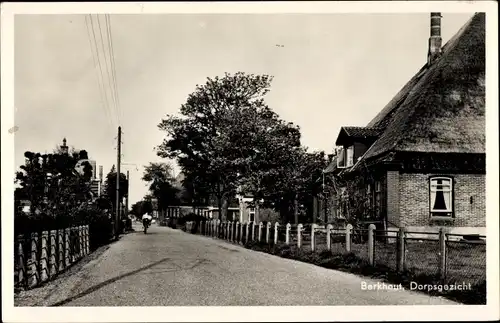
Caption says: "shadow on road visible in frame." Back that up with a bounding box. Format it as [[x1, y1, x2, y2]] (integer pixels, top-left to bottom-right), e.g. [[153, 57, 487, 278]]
[[50, 257, 171, 306], [50, 258, 211, 306]]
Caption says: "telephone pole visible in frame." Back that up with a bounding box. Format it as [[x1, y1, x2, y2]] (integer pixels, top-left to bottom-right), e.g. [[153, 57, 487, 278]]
[[125, 170, 130, 216], [115, 126, 122, 239]]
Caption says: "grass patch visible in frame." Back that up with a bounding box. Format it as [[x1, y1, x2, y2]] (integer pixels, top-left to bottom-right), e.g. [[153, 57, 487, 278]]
[[241, 240, 486, 305]]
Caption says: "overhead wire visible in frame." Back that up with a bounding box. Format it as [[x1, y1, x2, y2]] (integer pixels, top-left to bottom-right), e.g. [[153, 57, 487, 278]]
[[96, 15, 119, 127], [105, 14, 122, 126], [84, 14, 114, 131]]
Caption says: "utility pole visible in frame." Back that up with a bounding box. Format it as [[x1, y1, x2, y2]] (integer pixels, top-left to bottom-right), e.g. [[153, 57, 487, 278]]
[[125, 170, 130, 217], [115, 126, 121, 239]]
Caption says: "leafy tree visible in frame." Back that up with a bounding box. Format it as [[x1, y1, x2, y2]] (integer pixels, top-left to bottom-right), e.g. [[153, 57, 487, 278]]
[[142, 162, 180, 210], [130, 199, 154, 217], [14, 148, 95, 233], [157, 72, 275, 220], [103, 165, 129, 212]]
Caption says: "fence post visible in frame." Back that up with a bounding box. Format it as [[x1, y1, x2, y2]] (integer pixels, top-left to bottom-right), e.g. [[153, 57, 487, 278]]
[[368, 224, 376, 266], [258, 222, 263, 242], [40, 231, 49, 283], [28, 233, 38, 288], [397, 227, 406, 272], [17, 235, 26, 288], [245, 223, 250, 244], [85, 225, 89, 255], [274, 223, 279, 245], [79, 226, 84, 258], [297, 224, 303, 249], [311, 223, 317, 251], [266, 222, 271, 243], [345, 224, 353, 252], [58, 230, 64, 272], [239, 222, 243, 243], [326, 224, 333, 251], [229, 221, 233, 241], [49, 230, 57, 278], [439, 228, 447, 280], [285, 223, 291, 245], [251, 222, 256, 241], [64, 228, 71, 268]]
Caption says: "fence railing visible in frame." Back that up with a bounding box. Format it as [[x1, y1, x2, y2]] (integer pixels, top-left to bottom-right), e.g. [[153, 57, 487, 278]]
[[14, 225, 90, 290], [184, 220, 486, 286]]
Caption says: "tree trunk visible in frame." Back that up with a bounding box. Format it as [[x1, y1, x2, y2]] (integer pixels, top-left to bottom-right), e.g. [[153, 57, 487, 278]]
[[294, 193, 299, 224], [217, 194, 223, 221], [221, 195, 229, 222], [255, 200, 260, 224]]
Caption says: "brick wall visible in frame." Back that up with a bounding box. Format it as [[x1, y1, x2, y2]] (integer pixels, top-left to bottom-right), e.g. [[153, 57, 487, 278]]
[[386, 171, 400, 227], [399, 173, 485, 227]]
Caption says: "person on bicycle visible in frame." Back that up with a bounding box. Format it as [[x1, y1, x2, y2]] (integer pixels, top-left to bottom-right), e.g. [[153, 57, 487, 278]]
[[142, 212, 153, 229]]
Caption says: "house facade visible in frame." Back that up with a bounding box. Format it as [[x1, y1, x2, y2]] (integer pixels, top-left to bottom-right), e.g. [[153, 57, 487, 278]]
[[323, 13, 486, 237]]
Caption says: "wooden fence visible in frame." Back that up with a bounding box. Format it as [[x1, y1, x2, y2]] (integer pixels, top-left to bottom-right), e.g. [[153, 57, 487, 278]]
[[185, 220, 486, 285], [14, 225, 90, 290]]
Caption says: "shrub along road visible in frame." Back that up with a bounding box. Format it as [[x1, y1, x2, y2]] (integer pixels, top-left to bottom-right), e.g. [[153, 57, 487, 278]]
[[16, 223, 458, 306]]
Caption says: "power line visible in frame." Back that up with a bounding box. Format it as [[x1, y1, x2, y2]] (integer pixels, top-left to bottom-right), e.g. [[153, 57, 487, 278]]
[[105, 14, 122, 126], [84, 15, 114, 131], [97, 14, 119, 127], [88, 14, 116, 130]]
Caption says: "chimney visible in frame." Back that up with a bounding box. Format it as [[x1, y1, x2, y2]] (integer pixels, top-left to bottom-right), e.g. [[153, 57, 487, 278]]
[[427, 12, 442, 65]]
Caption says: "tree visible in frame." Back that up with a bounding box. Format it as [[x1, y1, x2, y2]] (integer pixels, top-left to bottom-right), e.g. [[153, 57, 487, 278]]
[[157, 72, 274, 220], [14, 148, 95, 233], [130, 199, 153, 217], [142, 162, 180, 210], [103, 165, 129, 212]]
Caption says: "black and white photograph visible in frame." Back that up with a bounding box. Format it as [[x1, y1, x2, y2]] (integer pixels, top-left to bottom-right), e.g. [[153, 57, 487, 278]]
[[1, 1, 499, 322]]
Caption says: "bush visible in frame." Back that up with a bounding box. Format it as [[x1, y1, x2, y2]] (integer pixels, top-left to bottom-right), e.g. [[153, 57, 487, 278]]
[[14, 203, 114, 252]]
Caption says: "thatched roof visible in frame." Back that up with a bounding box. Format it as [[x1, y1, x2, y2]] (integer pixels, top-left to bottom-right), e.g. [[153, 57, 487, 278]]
[[361, 12, 485, 161]]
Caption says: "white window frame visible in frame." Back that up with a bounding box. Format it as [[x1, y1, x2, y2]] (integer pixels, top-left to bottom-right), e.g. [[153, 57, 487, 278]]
[[336, 147, 346, 168], [429, 176, 454, 217]]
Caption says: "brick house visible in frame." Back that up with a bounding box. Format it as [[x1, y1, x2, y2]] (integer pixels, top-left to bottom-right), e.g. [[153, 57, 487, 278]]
[[322, 12, 486, 237]]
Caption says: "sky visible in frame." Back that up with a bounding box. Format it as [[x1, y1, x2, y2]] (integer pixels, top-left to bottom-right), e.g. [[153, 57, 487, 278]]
[[14, 12, 474, 206]]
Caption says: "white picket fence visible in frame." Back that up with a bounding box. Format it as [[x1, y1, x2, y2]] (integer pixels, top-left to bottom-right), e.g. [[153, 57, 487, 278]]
[[14, 225, 90, 290]]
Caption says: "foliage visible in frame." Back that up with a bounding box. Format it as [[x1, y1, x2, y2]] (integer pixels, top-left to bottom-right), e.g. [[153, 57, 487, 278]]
[[157, 72, 276, 220], [103, 165, 129, 212], [14, 144, 114, 249], [156, 71, 330, 223], [333, 163, 381, 227], [14, 149, 95, 234], [130, 199, 153, 217], [141, 162, 180, 209]]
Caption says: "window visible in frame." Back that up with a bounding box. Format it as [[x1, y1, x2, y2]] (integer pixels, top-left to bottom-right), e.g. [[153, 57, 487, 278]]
[[249, 208, 255, 222], [336, 146, 355, 168], [346, 146, 354, 167], [337, 147, 346, 168], [429, 177, 453, 217]]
